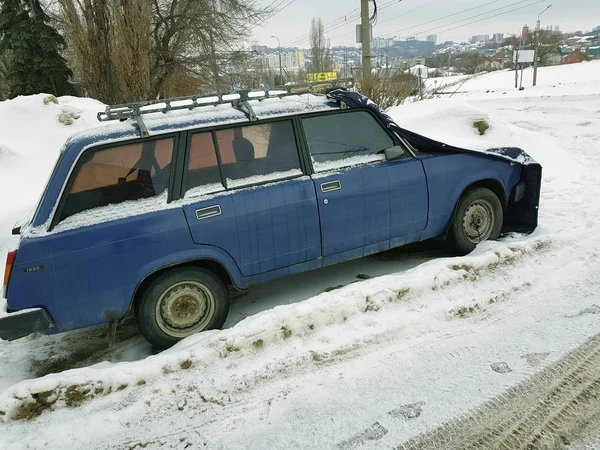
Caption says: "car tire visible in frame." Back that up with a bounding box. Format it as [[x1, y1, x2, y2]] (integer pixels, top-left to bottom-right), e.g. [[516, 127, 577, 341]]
[[448, 187, 503, 255], [137, 267, 229, 350]]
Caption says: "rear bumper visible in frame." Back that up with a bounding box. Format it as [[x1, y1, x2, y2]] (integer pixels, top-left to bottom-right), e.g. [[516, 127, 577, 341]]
[[0, 308, 55, 341]]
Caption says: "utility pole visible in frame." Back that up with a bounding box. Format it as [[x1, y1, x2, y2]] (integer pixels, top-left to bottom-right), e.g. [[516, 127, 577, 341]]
[[361, 0, 371, 79], [271, 35, 283, 85], [533, 4, 552, 87], [514, 35, 520, 88]]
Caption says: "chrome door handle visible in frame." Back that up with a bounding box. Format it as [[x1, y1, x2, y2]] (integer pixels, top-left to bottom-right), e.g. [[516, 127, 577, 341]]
[[195, 205, 221, 220], [320, 180, 341, 193]]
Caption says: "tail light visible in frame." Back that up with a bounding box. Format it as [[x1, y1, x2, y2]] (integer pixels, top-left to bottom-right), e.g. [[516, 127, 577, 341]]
[[2, 251, 17, 298]]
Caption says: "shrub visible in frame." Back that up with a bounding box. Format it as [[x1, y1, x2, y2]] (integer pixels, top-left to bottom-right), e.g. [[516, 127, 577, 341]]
[[359, 73, 418, 109], [473, 119, 490, 135]]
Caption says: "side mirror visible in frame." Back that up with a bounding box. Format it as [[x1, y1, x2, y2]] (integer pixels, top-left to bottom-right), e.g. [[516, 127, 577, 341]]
[[384, 145, 406, 161]]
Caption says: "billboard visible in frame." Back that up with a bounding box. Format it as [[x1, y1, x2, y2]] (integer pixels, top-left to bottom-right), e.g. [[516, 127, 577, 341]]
[[307, 72, 338, 82], [513, 50, 535, 63]]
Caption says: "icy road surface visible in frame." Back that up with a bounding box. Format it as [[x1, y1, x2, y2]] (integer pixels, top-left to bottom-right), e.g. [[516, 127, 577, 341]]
[[1, 61, 600, 449]]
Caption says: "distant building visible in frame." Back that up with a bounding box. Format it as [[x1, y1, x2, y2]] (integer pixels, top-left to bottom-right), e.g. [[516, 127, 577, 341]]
[[522, 25, 529, 40], [391, 39, 435, 58], [372, 37, 395, 49], [426, 35, 437, 45], [252, 45, 268, 53], [376, 66, 405, 80], [546, 50, 563, 66], [470, 34, 490, 44], [493, 33, 504, 44], [564, 49, 586, 64], [259, 50, 305, 72]]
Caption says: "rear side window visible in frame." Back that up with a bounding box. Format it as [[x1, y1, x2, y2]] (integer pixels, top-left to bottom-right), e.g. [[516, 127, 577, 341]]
[[302, 111, 394, 170], [59, 138, 174, 222]]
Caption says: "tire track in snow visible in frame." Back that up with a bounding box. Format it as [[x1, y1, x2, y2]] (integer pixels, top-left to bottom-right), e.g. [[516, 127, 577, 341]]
[[86, 239, 568, 450], [394, 333, 600, 450]]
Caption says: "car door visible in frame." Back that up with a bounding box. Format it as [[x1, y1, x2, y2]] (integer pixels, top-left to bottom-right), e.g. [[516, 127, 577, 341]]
[[180, 120, 321, 277], [301, 110, 428, 257]]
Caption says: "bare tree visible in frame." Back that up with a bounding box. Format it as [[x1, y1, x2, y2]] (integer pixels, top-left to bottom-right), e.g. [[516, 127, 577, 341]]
[[0, 49, 10, 100], [59, 0, 120, 103], [112, 0, 152, 101], [309, 17, 332, 74], [57, 0, 262, 103], [453, 51, 487, 74]]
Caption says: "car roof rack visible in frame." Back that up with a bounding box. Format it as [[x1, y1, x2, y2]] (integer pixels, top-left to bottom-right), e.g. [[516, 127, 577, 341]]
[[97, 78, 355, 137]]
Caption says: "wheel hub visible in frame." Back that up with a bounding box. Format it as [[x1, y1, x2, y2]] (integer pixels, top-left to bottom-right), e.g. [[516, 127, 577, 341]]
[[463, 199, 495, 243], [158, 283, 210, 331]]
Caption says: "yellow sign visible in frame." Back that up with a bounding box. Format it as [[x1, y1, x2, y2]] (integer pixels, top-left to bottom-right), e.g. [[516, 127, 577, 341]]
[[307, 72, 338, 82]]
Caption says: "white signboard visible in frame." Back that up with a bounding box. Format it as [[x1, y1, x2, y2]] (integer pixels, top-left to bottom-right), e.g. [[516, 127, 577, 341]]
[[513, 50, 535, 63]]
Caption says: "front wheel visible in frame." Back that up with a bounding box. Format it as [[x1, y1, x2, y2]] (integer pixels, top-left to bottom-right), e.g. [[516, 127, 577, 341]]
[[137, 267, 229, 349], [448, 187, 503, 255]]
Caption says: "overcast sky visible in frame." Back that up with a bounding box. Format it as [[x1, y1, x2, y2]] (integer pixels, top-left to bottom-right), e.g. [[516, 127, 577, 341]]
[[251, 0, 600, 48]]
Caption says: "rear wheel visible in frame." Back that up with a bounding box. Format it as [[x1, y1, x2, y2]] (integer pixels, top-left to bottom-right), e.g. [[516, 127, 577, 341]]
[[137, 267, 229, 349], [448, 187, 503, 255]]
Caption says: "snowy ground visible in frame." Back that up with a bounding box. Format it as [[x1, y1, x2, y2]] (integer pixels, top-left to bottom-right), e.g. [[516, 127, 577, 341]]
[[0, 61, 599, 449]]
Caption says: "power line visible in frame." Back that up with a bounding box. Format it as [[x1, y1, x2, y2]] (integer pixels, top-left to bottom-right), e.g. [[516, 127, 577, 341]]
[[375, 0, 439, 27], [380, 0, 512, 37], [328, 0, 538, 42], [263, 0, 298, 23], [284, 0, 404, 47], [382, 0, 541, 38], [285, 10, 364, 47], [414, 0, 546, 39], [283, 7, 361, 46], [329, 0, 504, 40]]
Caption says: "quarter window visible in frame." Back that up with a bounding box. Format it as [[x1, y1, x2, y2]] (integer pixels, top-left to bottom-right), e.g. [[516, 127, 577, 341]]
[[184, 132, 223, 196], [302, 111, 395, 170], [59, 138, 174, 222]]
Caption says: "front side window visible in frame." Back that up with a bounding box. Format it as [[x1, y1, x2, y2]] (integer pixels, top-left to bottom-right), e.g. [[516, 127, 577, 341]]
[[59, 138, 174, 222], [214, 120, 302, 188], [302, 111, 395, 171]]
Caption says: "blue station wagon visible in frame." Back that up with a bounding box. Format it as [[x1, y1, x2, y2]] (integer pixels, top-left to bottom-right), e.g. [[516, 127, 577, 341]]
[[1, 88, 542, 349]]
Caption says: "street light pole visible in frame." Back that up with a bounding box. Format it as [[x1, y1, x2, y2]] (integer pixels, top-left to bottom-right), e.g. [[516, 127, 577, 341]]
[[533, 4, 552, 87], [386, 36, 397, 69], [271, 35, 283, 86]]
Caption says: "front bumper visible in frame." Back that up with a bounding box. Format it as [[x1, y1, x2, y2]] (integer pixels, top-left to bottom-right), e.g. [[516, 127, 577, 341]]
[[503, 162, 542, 234], [0, 308, 55, 341]]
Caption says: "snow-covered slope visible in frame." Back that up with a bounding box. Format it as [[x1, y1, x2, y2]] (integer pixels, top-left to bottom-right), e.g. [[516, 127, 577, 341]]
[[1, 61, 600, 449]]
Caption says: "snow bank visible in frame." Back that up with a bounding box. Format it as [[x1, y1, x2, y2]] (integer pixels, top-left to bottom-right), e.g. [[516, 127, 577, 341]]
[[457, 60, 600, 96], [0, 94, 107, 315], [0, 234, 553, 421], [388, 98, 519, 152]]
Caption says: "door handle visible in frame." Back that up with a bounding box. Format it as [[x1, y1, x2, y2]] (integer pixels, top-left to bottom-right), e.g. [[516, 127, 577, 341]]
[[195, 205, 221, 220], [320, 180, 341, 193]]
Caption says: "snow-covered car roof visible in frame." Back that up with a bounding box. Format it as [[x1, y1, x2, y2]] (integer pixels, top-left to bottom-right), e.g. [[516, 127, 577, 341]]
[[61, 93, 340, 158]]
